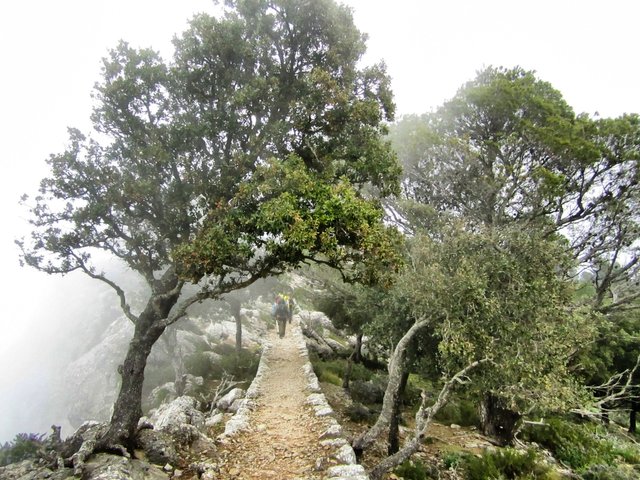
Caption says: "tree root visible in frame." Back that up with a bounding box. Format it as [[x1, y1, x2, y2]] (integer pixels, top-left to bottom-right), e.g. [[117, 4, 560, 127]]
[[42, 422, 131, 475]]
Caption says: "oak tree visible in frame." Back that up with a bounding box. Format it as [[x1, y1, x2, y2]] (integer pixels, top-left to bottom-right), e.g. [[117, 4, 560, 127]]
[[18, 0, 401, 463]]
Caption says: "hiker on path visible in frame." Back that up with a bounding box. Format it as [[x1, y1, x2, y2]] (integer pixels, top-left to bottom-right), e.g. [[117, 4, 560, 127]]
[[273, 295, 290, 338]]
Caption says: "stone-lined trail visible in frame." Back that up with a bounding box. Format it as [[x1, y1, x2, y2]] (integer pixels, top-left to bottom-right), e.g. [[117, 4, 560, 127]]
[[211, 316, 368, 480]]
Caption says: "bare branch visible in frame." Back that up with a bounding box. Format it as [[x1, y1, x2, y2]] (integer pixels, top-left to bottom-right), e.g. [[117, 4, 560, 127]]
[[572, 353, 640, 418], [368, 357, 490, 480], [69, 252, 139, 324]]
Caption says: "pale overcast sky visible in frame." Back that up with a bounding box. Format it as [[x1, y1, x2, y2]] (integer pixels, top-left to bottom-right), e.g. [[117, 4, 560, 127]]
[[0, 0, 638, 439]]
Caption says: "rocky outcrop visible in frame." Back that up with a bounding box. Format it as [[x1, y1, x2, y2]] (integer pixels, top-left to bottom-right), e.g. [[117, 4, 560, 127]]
[[61, 317, 133, 426], [215, 388, 246, 412], [149, 396, 205, 435], [82, 453, 169, 480]]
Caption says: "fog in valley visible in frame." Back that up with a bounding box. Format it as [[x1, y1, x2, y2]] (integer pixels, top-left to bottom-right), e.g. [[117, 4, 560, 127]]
[[0, 260, 139, 442]]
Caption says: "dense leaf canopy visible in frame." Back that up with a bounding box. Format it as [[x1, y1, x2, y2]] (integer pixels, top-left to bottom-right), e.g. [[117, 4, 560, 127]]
[[20, 0, 402, 294]]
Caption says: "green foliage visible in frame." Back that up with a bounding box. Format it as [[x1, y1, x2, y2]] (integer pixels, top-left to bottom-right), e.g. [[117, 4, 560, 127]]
[[212, 347, 260, 382], [394, 458, 437, 479], [185, 351, 214, 379], [313, 358, 373, 382], [441, 451, 464, 470], [394, 225, 591, 413], [0, 433, 45, 466], [522, 417, 640, 472], [174, 155, 404, 287], [390, 66, 580, 228], [581, 464, 640, 480], [434, 397, 479, 427], [462, 448, 550, 480], [183, 342, 260, 383]]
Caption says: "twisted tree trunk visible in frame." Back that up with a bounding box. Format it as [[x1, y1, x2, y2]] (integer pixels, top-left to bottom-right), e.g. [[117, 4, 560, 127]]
[[388, 370, 409, 455], [369, 358, 489, 480], [352, 318, 428, 458], [103, 270, 182, 450], [479, 392, 522, 446]]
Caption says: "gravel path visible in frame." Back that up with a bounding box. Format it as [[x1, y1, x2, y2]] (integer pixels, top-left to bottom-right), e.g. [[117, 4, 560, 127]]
[[214, 319, 341, 479]]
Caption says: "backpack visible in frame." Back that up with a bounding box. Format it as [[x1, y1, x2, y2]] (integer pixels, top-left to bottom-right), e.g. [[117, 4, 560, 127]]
[[275, 301, 289, 320]]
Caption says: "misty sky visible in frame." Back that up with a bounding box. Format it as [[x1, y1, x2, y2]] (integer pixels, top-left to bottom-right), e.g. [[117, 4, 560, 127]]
[[0, 0, 639, 441]]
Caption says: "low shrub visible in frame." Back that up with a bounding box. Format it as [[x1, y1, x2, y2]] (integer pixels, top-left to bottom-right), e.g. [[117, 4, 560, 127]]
[[0, 433, 45, 466], [211, 347, 260, 382], [462, 448, 550, 480], [434, 398, 479, 427], [394, 458, 437, 479], [185, 351, 214, 379], [345, 402, 374, 424], [581, 463, 640, 480], [319, 369, 342, 386], [212, 343, 237, 356], [350, 377, 387, 405], [441, 451, 464, 470], [521, 417, 640, 472], [311, 358, 343, 386]]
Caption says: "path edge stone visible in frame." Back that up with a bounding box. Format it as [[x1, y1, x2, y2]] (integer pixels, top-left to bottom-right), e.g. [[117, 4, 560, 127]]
[[297, 313, 370, 480]]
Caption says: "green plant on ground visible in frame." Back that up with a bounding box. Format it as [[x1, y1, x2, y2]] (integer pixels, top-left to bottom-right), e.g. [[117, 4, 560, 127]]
[[394, 458, 437, 479], [462, 448, 550, 480], [185, 351, 214, 380], [209, 347, 260, 382], [441, 450, 465, 470], [0, 433, 45, 466], [581, 463, 640, 480], [521, 417, 640, 472], [434, 397, 480, 427]]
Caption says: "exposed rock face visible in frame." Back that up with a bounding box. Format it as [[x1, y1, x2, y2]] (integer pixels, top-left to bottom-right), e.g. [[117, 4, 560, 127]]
[[0, 459, 73, 480], [61, 317, 133, 426]]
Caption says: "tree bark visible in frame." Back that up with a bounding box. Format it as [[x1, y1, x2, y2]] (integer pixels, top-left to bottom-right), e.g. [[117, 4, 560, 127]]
[[354, 332, 363, 363], [342, 353, 354, 390], [388, 370, 410, 455], [629, 398, 638, 434], [369, 358, 489, 480], [479, 392, 522, 446], [103, 269, 182, 450], [352, 318, 428, 458]]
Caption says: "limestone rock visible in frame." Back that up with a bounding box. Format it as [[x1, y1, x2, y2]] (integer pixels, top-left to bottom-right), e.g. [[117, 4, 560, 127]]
[[0, 459, 73, 480], [326, 464, 369, 480], [150, 396, 205, 431], [320, 424, 343, 440], [216, 388, 246, 412], [148, 382, 177, 408], [136, 429, 179, 466], [325, 337, 349, 354], [205, 412, 224, 427], [83, 453, 169, 480], [333, 444, 357, 465]]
